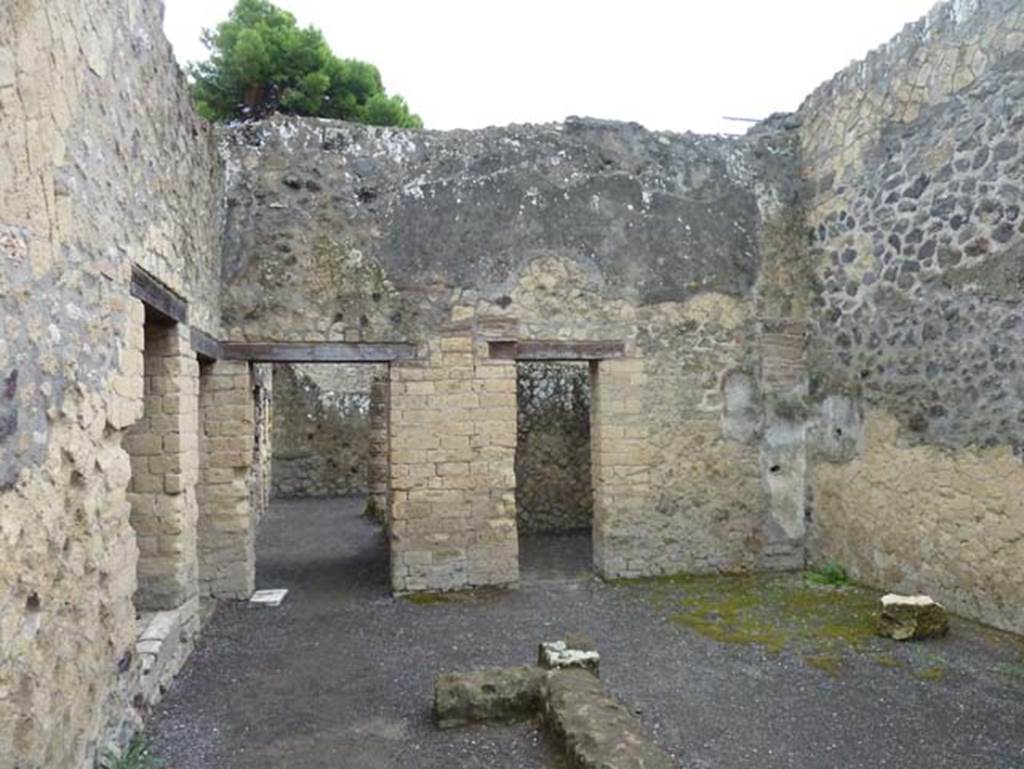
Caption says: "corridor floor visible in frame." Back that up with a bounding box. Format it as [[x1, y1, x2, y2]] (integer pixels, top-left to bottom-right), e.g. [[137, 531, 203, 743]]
[[150, 496, 1024, 768]]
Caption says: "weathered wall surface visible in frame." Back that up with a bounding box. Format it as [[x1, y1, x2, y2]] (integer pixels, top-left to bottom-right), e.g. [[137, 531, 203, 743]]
[[219, 115, 804, 580], [0, 1, 223, 767], [218, 117, 776, 342], [515, 362, 592, 534], [5, 1, 1024, 765], [799, 0, 1024, 632], [271, 363, 381, 497]]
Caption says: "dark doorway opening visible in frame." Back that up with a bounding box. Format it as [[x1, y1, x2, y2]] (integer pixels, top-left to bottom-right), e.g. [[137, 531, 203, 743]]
[[260, 362, 391, 591], [514, 361, 593, 582]]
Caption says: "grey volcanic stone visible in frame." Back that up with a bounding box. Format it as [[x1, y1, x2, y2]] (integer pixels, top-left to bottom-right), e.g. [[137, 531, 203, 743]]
[[217, 114, 799, 342]]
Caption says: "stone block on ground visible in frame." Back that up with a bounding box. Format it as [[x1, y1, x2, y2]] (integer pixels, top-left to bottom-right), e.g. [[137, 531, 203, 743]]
[[434, 666, 543, 728], [877, 594, 950, 640], [134, 600, 199, 708], [541, 668, 674, 769], [538, 636, 600, 675], [250, 588, 288, 607]]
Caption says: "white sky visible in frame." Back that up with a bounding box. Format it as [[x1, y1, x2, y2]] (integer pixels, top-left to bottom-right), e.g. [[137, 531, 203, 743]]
[[164, 0, 939, 135]]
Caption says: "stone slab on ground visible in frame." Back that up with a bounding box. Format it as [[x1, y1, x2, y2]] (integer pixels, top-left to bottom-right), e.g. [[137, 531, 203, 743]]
[[435, 666, 544, 728], [878, 594, 950, 641], [135, 597, 199, 708], [541, 668, 675, 769], [250, 588, 289, 607]]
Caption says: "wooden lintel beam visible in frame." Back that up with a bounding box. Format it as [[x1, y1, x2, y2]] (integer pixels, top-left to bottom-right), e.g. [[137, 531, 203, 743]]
[[220, 342, 418, 363], [488, 340, 626, 361], [190, 328, 223, 361], [130, 265, 188, 325]]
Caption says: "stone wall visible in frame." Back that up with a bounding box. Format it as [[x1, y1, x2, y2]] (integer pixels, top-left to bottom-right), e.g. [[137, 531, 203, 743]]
[[218, 114, 803, 583], [126, 320, 200, 613], [389, 332, 519, 591], [5, 1, 1024, 765], [270, 363, 382, 498], [0, 1, 224, 767], [515, 362, 592, 534], [798, 0, 1024, 633], [198, 360, 256, 600]]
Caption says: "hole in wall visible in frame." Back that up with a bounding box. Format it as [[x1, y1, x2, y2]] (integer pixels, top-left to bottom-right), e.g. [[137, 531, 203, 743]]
[[769, 464, 782, 473], [25, 592, 40, 612]]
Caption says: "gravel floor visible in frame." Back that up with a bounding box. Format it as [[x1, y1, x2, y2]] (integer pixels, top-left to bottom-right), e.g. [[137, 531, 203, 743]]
[[150, 496, 1024, 769]]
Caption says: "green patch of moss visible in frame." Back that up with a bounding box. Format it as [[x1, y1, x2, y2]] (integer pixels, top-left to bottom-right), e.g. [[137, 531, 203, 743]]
[[402, 593, 451, 605], [402, 590, 477, 606], [102, 735, 163, 769], [606, 572, 695, 588], [995, 661, 1024, 679], [402, 587, 508, 605], [873, 653, 903, 669], [915, 665, 946, 683], [618, 572, 881, 657], [804, 653, 845, 678], [805, 562, 848, 586], [669, 611, 786, 653]]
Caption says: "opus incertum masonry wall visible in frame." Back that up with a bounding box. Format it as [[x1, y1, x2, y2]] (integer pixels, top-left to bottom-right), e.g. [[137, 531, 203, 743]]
[[2, 0, 1024, 766]]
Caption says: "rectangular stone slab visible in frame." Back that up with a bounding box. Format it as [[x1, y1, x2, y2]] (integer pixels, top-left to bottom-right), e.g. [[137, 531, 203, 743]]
[[434, 666, 543, 729], [542, 669, 674, 769]]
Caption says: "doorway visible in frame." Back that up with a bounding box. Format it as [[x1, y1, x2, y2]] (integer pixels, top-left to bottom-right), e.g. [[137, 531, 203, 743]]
[[515, 361, 594, 581], [259, 362, 390, 589]]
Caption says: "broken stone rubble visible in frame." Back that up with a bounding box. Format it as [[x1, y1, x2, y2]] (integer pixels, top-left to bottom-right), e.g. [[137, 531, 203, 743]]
[[877, 594, 950, 641]]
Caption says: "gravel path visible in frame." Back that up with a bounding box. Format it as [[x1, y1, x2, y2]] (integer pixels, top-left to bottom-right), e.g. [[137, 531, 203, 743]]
[[150, 496, 1024, 768]]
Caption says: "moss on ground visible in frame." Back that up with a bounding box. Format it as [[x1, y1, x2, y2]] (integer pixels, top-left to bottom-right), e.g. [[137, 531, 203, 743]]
[[804, 652, 845, 678], [996, 661, 1024, 679], [915, 665, 946, 683], [102, 736, 163, 769], [873, 652, 903, 669], [401, 588, 498, 606], [617, 572, 888, 676]]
